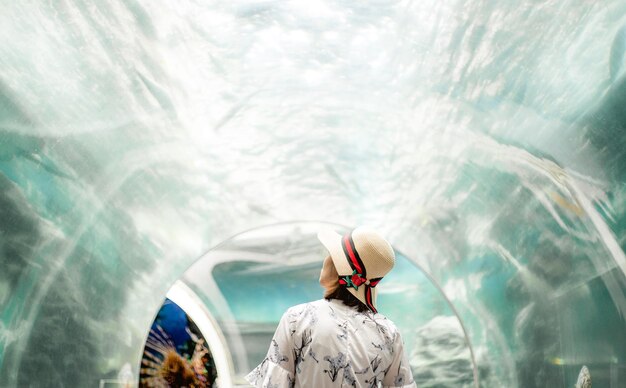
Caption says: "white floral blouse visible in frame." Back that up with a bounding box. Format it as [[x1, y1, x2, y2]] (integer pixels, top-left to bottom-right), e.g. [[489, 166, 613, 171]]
[[246, 299, 416, 388]]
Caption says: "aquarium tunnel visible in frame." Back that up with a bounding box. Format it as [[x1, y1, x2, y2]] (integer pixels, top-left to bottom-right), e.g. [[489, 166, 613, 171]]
[[1, 1, 626, 387]]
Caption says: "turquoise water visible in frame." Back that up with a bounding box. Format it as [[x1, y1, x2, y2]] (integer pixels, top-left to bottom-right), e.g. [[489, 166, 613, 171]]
[[1, 1, 626, 387]]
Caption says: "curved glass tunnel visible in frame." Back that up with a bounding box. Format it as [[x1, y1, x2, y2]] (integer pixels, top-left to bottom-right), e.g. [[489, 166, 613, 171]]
[[1, 1, 626, 387]]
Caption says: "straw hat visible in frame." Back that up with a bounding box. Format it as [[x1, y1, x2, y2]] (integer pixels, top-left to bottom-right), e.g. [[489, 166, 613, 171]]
[[317, 227, 395, 313]]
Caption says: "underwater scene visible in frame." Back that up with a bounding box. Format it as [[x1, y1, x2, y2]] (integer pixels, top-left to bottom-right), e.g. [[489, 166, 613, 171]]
[[140, 298, 217, 387], [1, 0, 626, 387]]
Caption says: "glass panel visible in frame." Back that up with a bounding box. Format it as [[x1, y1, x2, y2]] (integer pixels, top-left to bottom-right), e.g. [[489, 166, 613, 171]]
[[1, 1, 626, 387]]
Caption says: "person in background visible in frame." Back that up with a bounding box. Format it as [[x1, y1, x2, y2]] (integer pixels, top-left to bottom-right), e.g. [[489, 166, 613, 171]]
[[246, 227, 416, 387]]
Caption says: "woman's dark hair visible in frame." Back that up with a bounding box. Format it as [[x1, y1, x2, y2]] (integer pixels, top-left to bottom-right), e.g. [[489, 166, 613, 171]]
[[325, 286, 370, 313]]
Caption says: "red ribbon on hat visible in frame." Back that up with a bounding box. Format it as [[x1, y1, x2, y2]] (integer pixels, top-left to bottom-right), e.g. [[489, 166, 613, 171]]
[[337, 232, 383, 313]]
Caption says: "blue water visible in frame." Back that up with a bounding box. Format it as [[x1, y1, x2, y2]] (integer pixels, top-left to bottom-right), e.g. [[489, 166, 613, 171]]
[[1, 1, 626, 387]]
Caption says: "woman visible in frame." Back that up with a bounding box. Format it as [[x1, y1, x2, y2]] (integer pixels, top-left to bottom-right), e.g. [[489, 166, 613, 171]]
[[246, 227, 416, 387]]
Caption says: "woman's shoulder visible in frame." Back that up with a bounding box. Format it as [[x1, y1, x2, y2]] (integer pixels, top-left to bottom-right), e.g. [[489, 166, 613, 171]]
[[283, 299, 327, 318], [381, 314, 401, 333]]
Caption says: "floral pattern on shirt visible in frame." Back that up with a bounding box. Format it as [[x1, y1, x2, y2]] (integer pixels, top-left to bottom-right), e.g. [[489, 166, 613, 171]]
[[246, 299, 416, 387]]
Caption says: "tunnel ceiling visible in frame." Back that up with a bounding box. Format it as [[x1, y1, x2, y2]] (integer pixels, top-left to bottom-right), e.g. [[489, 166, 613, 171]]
[[1, 1, 626, 387]]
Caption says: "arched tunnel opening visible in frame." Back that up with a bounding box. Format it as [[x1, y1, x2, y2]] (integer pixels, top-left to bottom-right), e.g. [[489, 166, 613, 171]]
[[158, 222, 480, 387], [1, 1, 626, 387]]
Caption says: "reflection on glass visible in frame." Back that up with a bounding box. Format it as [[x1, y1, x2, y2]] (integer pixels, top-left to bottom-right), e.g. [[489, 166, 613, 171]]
[[1, 1, 626, 387]]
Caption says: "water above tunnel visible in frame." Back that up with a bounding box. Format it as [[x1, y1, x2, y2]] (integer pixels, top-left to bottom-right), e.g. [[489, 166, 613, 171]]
[[1, 1, 626, 387]]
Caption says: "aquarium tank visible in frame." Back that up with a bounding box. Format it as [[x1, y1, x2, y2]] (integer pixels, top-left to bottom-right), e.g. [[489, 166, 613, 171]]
[[1, 1, 625, 387]]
